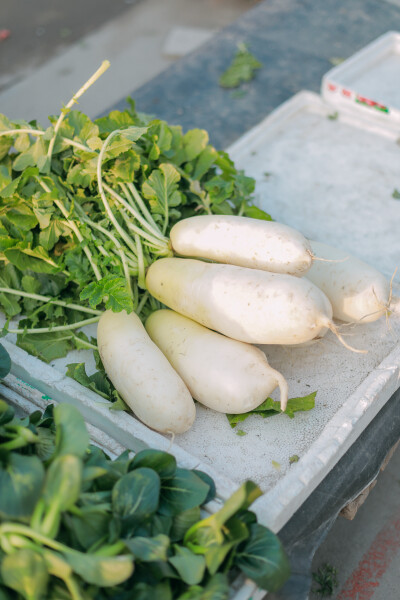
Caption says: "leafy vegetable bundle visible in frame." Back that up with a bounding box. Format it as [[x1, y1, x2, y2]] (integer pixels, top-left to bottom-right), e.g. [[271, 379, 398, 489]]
[[0, 68, 270, 365], [0, 395, 290, 599]]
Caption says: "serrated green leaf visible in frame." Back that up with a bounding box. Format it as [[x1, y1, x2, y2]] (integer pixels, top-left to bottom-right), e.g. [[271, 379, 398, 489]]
[[219, 44, 262, 88], [142, 163, 182, 220], [110, 150, 141, 182], [6, 204, 39, 231], [95, 110, 137, 134], [227, 392, 316, 427], [39, 219, 71, 251], [17, 331, 75, 363], [66, 163, 93, 188], [66, 362, 111, 400], [4, 243, 60, 274], [120, 125, 148, 142], [204, 176, 234, 206], [109, 390, 129, 411], [80, 275, 133, 313], [12, 136, 47, 171]]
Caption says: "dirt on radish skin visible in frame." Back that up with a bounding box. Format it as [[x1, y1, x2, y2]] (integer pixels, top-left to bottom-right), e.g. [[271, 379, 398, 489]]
[[146, 257, 334, 345], [145, 309, 289, 412], [97, 310, 196, 434], [306, 241, 392, 323], [170, 215, 313, 275]]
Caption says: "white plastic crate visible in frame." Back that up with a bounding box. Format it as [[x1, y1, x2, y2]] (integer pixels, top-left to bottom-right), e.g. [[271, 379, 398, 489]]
[[322, 31, 400, 125], [2, 91, 400, 542]]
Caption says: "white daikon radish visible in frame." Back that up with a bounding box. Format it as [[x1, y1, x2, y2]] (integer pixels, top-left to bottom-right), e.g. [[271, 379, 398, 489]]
[[145, 257, 346, 347], [170, 215, 313, 275], [97, 310, 195, 434], [306, 241, 392, 323], [145, 309, 289, 412]]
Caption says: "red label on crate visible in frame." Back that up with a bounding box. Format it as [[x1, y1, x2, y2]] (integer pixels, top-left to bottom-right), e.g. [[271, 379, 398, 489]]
[[355, 94, 389, 113], [327, 83, 337, 92], [342, 89, 352, 97]]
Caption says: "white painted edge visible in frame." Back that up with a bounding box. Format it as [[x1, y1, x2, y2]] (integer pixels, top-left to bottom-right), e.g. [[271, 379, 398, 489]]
[[253, 345, 400, 531]]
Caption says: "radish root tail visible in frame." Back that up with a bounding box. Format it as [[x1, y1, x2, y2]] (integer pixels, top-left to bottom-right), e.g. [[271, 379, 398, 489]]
[[274, 371, 289, 412], [308, 250, 349, 264], [326, 321, 367, 354], [368, 267, 398, 329], [166, 431, 176, 450]]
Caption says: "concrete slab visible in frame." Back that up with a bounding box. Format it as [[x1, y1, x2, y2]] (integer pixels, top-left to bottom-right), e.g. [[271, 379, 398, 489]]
[[163, 26, 216, 57], [310, 445, 400, 599], [0, 0, 258, 126], [0, 0, 140, 92]]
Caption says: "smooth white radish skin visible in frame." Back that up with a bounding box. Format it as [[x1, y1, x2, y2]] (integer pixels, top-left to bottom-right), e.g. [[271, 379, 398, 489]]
[[146, 257, 333, 345], [97, 310, 195, 434], [145, 309, 289, 412], [170, 215, 313, 276], [306, 241, 391, 323]]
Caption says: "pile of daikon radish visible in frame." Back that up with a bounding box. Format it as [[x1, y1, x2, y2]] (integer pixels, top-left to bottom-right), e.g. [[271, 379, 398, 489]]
[[97, 215, 396, 434]]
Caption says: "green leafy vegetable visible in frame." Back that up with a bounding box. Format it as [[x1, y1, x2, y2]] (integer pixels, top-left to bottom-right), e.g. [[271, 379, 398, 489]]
[[236, 524, 290, 592], [80, 275, 134, 313], [219, 43, 262, 88], [312, 563, 339, 597], [124, 534, 170, 562], [16, 331, 76, 363], [0, 454, 45, 519], [0, 77, 270, 370], [227, 392, 316, 428], [0, 344, 11, 378], [112, 467, 161, 528], [1, 549, 49, 600], [0, 399, 290, 598]]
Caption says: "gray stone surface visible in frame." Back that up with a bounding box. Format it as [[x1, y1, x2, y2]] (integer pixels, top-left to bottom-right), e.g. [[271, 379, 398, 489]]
[[109, 0, 400, 148], [0, 0, 139, 91]]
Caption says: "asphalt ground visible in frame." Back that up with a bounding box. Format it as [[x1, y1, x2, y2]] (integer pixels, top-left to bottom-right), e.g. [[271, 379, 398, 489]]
[[0, 0, 258, 124], [0, 0, 138, 91]]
